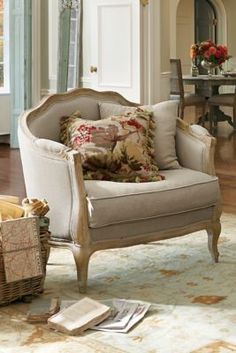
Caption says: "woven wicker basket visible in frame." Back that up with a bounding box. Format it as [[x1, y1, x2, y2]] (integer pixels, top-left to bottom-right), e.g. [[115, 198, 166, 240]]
[[0, 220, 50, 306]]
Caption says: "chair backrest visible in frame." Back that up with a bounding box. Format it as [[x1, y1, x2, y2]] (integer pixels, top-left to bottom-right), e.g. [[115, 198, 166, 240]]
[[20, 88, 138, 142], [170, 59, 184, 98]]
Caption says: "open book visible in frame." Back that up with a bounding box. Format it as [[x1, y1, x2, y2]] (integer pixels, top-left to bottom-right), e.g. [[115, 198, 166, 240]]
[[92, 299, 150, 333], [47, 297, 111, 335]]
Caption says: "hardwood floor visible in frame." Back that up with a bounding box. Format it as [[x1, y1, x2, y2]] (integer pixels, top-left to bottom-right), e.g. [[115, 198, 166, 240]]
[[0, 144, 26, 200], [0, 121, 235, 214], [214, 123, 236, 214]]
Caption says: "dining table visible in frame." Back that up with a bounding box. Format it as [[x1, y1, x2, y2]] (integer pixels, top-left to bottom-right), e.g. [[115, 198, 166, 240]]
[[182, 74, 236, 128]]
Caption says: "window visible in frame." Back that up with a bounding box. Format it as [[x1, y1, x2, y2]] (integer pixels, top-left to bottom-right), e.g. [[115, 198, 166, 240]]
[[57, 1, 82, 92], [68, 8, 78, 89], [0, 0, 9, 92]]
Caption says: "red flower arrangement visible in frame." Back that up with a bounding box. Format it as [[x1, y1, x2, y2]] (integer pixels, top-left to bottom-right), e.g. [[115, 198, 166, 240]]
[[190, 40, 230, 67]]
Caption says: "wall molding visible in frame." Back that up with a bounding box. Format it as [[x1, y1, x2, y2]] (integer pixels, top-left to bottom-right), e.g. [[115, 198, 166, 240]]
[[160, 71, 171, 102], [80, 76, 91, 87], [0, 134, 10, 144], [161, 71, 171, 78], [141, 0, 161, 104], [41, 88, 52, 97], [212, 0, 227, 45]]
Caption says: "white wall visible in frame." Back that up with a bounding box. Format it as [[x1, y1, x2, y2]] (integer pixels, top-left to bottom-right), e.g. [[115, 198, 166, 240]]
[[176, 0, 194, 75]]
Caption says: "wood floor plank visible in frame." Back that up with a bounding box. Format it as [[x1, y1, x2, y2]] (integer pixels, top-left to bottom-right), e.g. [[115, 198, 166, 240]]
[[0, 144, 26, 200]]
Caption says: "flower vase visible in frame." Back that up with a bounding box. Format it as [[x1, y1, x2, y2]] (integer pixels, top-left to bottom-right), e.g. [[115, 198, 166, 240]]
[[191, 63, 199, 77], [201, 60, 219, 76]]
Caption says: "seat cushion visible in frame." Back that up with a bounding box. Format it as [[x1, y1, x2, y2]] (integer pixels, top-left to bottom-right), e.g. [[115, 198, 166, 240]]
[[170, 94, 206, 104], [99, 101, 180, 170], [85, 168, 220, 228], [184, 94, 206, 105], [208, 93, 235, 106]]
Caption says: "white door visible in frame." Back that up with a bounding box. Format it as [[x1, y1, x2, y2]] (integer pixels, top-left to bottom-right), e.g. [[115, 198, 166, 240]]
[[90, 0, 141, 103]]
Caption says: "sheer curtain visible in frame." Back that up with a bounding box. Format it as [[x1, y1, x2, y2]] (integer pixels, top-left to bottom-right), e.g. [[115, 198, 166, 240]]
[[57, 0, 83, 93], [9, 0, 32, 148]]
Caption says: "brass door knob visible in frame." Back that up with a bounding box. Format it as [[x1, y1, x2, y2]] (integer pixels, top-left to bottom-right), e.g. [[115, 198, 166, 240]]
[[90, 65, 98, 73]]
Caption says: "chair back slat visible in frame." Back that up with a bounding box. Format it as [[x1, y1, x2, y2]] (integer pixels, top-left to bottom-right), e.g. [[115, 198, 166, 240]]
[[170, 59, 184, 98]]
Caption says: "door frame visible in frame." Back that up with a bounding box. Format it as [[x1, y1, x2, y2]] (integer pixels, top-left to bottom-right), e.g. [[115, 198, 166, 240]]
[[210, 0, 227, 44], [141, 0, 162, 104], [142, 0, 227, 104]]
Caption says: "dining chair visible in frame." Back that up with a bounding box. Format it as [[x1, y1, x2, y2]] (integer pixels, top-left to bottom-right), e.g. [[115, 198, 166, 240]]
[[170, 59, 207, 121], [208, 90, 236, 133]]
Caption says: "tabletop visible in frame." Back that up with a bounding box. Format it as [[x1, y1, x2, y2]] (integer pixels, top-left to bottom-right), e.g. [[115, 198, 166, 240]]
[[183, 74, 236, 97], [183, 74, 236, 86]]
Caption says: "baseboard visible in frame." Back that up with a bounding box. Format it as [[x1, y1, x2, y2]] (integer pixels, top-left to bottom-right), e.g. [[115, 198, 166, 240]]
[[0, 134, 10, 144]]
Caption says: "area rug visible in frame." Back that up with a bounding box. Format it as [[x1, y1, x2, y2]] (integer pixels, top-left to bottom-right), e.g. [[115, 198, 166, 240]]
[[0, 213, 236, 353]]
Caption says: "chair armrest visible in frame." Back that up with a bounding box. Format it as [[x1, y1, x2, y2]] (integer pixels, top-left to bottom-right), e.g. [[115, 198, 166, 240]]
[[34, 138, 70, 157], [176, 119, 216, 175], [19, 135, 89, 245]]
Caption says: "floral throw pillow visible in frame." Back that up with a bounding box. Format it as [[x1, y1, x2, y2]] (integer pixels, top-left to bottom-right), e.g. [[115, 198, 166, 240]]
[[60, 109, 163, 182], [99, 102, 180, 170]]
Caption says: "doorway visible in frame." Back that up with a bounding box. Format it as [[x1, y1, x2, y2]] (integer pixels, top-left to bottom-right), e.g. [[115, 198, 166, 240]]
[[194, 0, 217, 73], [195, 0, 217, 44], [175, 0, 226, 66]]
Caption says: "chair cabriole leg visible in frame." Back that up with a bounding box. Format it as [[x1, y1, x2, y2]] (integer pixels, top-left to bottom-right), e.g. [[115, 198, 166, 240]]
[[72, 246, 91, 293], [207, 220, 221, 263]]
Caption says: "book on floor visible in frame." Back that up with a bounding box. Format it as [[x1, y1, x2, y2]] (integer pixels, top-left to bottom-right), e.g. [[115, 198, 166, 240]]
[[92, 299, 151, 333], [26, 297, 60, 323], [47, 297, 111, 335]]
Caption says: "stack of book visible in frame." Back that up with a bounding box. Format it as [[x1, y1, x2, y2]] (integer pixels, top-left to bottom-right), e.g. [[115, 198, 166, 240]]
[[27, 297, 150, 335]]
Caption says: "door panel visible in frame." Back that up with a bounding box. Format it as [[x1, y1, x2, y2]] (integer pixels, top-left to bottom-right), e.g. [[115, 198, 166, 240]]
[[90, 0, 140, 102]]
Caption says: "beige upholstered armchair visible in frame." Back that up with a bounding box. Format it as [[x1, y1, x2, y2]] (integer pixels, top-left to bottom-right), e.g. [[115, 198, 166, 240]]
[[18, 88, 221, 293]]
